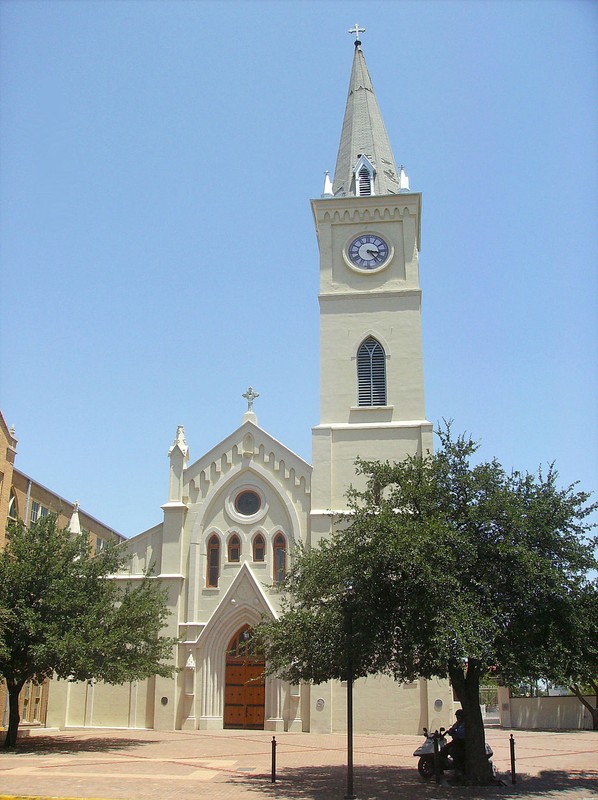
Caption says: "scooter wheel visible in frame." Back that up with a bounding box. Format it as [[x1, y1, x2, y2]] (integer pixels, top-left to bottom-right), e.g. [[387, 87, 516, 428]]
[[417, 756, 436, 780]]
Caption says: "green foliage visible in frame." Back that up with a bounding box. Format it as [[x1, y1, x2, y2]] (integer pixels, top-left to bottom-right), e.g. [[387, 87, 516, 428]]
[[256, 425, 597, 781], [0, 514, 178, 696], [259, 426, 596, 685]]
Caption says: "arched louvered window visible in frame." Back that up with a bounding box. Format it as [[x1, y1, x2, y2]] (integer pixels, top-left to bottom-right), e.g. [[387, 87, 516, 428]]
[[273, 533, 286, 585], [228, 534, 241, 563], [357, 337, 387, 406], [358, 166, 372, 196], [207, 534, 220, 587]]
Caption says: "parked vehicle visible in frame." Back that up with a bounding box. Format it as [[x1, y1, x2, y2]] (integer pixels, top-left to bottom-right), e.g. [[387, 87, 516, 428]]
[[413, 727, 495, 781]]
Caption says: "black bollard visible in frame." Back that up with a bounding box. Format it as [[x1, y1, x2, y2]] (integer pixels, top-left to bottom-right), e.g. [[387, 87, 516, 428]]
[[509, 734, 516, 784], [271, 736, 277, 783], [433, 730, 441, 784]]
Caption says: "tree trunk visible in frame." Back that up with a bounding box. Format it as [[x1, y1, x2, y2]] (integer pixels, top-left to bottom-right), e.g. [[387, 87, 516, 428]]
[[570, 683, 598, 730], [449, 659, 494, 785], [3, 680, 25, 748]]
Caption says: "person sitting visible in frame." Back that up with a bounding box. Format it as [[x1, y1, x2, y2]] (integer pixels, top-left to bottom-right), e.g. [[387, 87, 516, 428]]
[[442, 709, 466, 773]]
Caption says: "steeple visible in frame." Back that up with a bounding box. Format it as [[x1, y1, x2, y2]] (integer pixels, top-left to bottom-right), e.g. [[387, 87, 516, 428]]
[[332, 34, 401, 198]]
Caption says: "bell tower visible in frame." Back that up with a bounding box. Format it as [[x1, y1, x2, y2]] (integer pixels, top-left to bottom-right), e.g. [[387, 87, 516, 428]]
[[311, 32, 432, 545]]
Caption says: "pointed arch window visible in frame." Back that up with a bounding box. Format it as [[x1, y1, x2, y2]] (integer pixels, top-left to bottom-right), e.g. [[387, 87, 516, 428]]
[[358, 166, 372, 196], [207, 534, 220, 587], [357, 336, 387, 406], [228, 534, 241, 563], [273, 533, 287, 585], [8, 488, 18, 521], [353, 154, 376, 197], [253, 533, 265, 562]]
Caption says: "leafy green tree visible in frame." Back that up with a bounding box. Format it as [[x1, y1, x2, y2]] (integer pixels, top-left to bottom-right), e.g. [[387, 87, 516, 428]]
[[257, 427, 597, 785], [549, 584, 598, 729], [0, 514, 178, 748]]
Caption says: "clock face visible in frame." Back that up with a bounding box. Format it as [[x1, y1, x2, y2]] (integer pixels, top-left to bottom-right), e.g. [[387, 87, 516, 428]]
[[347, 234, 390, 270]]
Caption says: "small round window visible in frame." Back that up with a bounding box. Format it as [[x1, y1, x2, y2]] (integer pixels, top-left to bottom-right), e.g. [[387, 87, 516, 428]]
[[234, 490, 261, 516]]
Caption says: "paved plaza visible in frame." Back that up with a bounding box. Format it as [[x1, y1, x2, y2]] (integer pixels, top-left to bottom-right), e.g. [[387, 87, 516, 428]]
[[0, 727, 596, 800]]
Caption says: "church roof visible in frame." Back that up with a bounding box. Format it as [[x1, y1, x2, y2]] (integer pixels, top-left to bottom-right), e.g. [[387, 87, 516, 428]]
[[332, 41, 401, 198]]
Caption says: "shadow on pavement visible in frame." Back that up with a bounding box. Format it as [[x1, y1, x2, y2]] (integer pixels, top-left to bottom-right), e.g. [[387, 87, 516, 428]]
[[512, 770, 598, 796], [7, 734, 152, 754], [232, 765, 598, 800]]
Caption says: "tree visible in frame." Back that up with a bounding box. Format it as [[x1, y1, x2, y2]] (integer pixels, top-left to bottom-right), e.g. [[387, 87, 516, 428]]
[[0, 514, 178, 748], [551, 584, 598, 729], [257, 427, 597, 785]]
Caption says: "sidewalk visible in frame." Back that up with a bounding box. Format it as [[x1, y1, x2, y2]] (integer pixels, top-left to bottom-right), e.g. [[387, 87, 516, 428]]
[[0, 727, 596, 800]]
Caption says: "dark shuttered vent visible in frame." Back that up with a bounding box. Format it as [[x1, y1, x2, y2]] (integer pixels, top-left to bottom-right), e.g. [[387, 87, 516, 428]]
[[358, 166, 372, 196], [357, 337, 386, 406]]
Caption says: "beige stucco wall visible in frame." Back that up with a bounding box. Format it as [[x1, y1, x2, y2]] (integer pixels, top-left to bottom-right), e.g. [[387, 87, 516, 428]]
[[306, 675, 453, 736], [48, 678, 154, 729], [508, 696, 595, 730]]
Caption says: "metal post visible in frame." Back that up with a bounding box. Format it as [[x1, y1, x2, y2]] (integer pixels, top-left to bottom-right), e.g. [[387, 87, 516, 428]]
[[345, 603, 356, 799], [509, 734, 516, 784], [271, 736, 277, 783], [433, 730, 441, 783], [344, 581, 356, 800]]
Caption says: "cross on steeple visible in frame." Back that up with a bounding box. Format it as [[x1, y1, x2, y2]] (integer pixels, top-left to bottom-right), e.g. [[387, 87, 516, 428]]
[[242, 386, 259, 412], [348, 23, 365, 45]]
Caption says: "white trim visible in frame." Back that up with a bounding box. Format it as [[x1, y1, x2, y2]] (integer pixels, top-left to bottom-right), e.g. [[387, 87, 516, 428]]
[[312, 420, 432, 431]]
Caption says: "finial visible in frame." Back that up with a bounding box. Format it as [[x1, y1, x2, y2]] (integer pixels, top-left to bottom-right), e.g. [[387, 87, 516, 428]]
[[321, 170, 333, 198], [168, 425, 189, 458], [348, 23, 365, 47], [398, 165, 410, 192], [242, 386, 259, 412]]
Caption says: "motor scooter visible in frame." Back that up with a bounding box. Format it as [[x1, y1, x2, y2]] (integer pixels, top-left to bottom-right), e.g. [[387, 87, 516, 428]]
[[413, 727, 495, 781]]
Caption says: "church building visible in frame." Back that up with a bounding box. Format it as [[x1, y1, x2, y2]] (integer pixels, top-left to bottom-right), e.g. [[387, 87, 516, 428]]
[[48, 32, 454, 736]]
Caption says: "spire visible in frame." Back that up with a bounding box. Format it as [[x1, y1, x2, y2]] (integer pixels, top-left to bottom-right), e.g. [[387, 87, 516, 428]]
[[68, 501, 81, 535], [168, 425, 189, 460], [332, 33, 401, 198]]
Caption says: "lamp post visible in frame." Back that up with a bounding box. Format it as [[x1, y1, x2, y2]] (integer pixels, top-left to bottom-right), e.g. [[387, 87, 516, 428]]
[[343, 580, 356, 800]]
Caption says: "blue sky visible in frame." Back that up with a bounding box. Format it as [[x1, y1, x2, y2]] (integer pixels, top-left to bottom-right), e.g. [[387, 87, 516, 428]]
[[1, 0, 596, 537]]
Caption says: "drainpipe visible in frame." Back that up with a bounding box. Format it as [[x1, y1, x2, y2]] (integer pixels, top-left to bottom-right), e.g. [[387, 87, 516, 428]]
[[24, 479, 32, 525]]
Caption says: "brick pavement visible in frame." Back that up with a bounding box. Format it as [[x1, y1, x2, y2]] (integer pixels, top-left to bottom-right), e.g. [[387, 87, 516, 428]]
[[0, 727, 596, 800]]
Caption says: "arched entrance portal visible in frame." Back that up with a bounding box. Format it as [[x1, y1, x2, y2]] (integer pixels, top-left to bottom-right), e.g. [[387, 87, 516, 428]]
[[223, 625, 265, 730]]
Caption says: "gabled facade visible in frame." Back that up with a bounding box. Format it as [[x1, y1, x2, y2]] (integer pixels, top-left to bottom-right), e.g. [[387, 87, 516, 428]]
[[48, 34, 455, 736]]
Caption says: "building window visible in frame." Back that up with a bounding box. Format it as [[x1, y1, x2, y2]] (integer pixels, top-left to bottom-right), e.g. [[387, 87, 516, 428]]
[[273, 533, 286, 585], [30, 501, 40, 524], [8, 489, 18, 520], [96, 537, 106, 555], [253, 534, 265, 562], [357, 336, 386, 406], [228, 534, 241, 563], [40, 506, 49, 518], [207, 535, 220, 587], [358, 165, 372, 196], [234, 489, 261, 516]]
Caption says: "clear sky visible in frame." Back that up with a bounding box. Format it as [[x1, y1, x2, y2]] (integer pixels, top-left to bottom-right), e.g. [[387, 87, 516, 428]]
[[1, 0, 596, 537]]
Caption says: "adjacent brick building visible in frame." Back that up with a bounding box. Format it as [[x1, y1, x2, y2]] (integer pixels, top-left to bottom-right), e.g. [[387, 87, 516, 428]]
[[0, 410, 124, 731]]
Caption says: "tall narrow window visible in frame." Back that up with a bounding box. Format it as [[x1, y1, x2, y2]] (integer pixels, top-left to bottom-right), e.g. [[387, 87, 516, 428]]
[[207, 535, 220, 587], [8, 489, 18, 521], [253, 534, 265, 562], [273, 533, 286, 585], [228, 534, 241, 563], [358, 166, 372, 196], [357, 337, 386, 406]]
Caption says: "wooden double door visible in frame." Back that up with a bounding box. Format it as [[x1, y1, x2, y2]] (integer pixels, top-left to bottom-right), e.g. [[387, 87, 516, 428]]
[[223, 625, 265, 730]]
